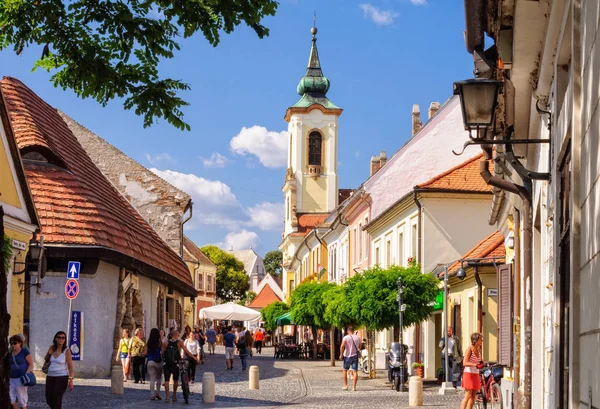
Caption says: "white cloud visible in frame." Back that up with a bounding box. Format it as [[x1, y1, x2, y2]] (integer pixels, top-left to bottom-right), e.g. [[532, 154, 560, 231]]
[[247, 202, 283, 231], [359, 4, 399, 26], [150, 168, 244, 228], [218, 230, 260, 251], [201, 152, 231, 168], [409, 0, 427, 5], [145, 153, 174, 166], [230, 126, 288, 168]]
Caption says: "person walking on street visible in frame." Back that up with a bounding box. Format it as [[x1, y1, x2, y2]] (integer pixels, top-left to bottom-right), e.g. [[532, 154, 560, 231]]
[[194, 326, 207, 363], [339, 325, 361, 391], [223, 326, 236, 370], [9, 334, 34, 409], [460, 333, 484, 409], [439, 326, 462, 388], [206, 326, 217, 355], [184, 331, 200, 384], [162, 329, 199, 402], [45, 331, 74, 409], [145, 328, 164, 401], [129, 328, 146, 384], [254, 327, 265, 354], [117, 328, 131, 381]]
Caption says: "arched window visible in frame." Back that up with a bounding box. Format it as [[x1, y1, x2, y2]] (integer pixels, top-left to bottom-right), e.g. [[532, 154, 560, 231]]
[[308, 131, 322, 166]]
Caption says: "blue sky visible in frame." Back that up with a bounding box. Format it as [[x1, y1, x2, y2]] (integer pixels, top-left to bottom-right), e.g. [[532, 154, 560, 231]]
[[1, 0, 473, 257]]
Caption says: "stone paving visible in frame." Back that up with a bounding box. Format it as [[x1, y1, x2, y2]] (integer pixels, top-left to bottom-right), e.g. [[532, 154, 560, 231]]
[[26, 346, 463, 408]]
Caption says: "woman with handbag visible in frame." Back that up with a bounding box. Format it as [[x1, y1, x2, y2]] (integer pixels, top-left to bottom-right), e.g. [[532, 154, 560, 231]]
[[145, 328, 164, 401], [45, 331, 74, 409], [9, 334, 33, 408], [129, 328, 146, 384]]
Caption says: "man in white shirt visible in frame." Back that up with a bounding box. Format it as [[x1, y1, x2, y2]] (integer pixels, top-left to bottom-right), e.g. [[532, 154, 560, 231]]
[[339, 325, 361, 391]]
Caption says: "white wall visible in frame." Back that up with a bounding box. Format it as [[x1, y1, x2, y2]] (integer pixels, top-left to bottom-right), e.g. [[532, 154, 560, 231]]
[[29, 261, 120, 377], [422, 196, 496, 273]]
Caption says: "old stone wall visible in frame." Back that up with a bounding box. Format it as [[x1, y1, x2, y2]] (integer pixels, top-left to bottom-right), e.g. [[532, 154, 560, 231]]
[[59, 112, 190, 254]]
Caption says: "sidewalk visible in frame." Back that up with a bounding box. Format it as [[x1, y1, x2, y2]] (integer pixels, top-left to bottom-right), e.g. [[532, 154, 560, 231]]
[[27, 346, 463, 408]]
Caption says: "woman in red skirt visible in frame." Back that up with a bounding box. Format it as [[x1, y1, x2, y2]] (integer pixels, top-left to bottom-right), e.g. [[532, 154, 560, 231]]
[[460, 332, 484, 409]]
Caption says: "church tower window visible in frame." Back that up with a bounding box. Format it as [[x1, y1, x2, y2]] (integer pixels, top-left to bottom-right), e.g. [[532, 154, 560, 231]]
[[308, 131, 322, 166]]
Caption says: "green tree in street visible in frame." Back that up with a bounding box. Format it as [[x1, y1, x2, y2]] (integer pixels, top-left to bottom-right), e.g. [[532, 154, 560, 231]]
[[200, 245, 250, 302], [260, 301, 290, 333], [348, 264, 439, 331], [0, 0, 278, 130], [0, 209, 11, 407], [290, 281, 335, 359], [263, 250, 283, 277]]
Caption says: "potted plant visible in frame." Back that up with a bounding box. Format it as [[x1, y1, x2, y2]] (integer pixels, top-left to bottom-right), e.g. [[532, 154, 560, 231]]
[[412, 362, 425, 378], [436, 367, 445, 384]]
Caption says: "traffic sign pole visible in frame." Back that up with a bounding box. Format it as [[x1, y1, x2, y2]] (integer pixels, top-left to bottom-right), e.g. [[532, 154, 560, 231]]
[[67, 299, 73, 343]]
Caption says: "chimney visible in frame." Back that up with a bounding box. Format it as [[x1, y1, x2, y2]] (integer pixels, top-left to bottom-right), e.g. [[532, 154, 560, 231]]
[[412, 104, 422, 136], [428, 102, 441, 120], [370, 151, 387, 176]]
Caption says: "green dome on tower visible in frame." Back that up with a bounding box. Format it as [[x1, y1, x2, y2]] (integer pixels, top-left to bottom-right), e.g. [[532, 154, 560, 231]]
[[290, 25, 339, 110]]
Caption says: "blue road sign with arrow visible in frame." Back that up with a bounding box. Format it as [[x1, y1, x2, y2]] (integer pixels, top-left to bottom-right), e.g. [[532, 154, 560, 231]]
[[67, 261, 80, 280]]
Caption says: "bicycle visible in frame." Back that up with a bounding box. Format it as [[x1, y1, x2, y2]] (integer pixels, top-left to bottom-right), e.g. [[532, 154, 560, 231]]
[[178, 359, 190, 404], [474, 363, 503, 409]]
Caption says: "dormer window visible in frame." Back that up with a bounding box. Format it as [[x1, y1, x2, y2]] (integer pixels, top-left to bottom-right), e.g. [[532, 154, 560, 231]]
[[21, 146, 67, 169]]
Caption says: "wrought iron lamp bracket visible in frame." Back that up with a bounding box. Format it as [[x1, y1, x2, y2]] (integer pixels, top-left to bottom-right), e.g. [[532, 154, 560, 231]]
[[452, 126, 551, 181]]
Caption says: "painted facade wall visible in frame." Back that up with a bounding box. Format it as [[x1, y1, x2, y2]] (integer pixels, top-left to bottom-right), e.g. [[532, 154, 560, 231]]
[[29, 261, 120, 378], [347, 205, 371, 275], [421, 196, 497, 274]]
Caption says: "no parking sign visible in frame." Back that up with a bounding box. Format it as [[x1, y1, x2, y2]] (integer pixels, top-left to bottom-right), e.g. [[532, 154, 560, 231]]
[[65, 279, 79, 300]]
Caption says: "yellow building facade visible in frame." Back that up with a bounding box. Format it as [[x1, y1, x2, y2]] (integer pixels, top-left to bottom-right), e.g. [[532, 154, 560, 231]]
[[0, 100, 39, 337]]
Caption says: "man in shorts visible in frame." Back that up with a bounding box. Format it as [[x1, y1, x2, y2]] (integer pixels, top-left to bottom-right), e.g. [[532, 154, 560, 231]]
[[223, 326, 236, 370], [339, 325, 361, 391]]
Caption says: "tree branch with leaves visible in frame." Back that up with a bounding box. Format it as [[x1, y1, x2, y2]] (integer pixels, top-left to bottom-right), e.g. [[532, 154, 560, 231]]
[[0, 0, 278, 130]]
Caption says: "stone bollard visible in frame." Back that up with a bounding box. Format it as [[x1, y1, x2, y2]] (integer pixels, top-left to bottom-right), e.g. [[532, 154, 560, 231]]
[[408, 376, 423, 406], [249, 365, 259, 390], [202, 372, 215, 404], [111, 366, 124, 395]]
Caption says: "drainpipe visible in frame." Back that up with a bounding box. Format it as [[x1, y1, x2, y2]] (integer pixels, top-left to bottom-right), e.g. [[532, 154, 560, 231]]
[[463, 0, 486, 54], [180, 202, 193, 258], [412, 192, 423, 363], [473, 266, 483, 333], [480, 149, 533, 409], [513, 208, 521, 407]]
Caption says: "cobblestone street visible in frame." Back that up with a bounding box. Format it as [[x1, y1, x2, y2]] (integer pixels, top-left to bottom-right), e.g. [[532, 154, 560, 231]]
[[27, 346, 463, 408]]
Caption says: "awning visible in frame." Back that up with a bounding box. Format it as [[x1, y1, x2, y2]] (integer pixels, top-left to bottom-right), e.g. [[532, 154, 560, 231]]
[[198, 302, 261, 322], [275, 311, 294, 326]]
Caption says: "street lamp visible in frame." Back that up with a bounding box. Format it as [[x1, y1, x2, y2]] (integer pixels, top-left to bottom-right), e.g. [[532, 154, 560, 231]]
[[397, 277, 405, 392], [453, 77, 503, 138]]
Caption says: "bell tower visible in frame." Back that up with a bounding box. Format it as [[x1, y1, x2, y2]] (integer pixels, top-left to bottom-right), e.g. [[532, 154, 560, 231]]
[[282, 24, 343, 238]]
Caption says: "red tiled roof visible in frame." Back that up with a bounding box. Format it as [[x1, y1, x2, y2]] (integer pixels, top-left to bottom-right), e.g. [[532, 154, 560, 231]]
[[183, 236, 215, 267], [248, 283, 282, 309], [447, 231, 506, 274], [415, 153, 492, 193], [0, 77, 194, 293], [297, 213, 328, 233]]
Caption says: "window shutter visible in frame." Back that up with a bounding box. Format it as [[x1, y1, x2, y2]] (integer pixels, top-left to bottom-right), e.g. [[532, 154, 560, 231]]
[[497, 263, 513, 367]]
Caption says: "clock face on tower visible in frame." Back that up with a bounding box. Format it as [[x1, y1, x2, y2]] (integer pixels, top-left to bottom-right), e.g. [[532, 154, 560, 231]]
[[309, 109, 324, 124]]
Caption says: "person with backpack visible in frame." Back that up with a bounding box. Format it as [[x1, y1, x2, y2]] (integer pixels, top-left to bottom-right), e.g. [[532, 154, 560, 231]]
[[162, 329, 199, 402]]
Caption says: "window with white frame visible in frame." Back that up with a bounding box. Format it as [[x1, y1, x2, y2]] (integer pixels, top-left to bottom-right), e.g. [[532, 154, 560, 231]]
[[198, 272, 204, 290], [386, 236, 392, 267], [353, 228, 357, 264], [375, 242, 381, 265], [411, 222, 418, 261], [207, 275, 213, 292], [398, 231, 404, 267], [358, 224, 362, 262]]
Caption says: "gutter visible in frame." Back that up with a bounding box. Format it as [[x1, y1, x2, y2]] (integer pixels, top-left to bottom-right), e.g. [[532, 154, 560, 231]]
[[463, 0, 486, 54]]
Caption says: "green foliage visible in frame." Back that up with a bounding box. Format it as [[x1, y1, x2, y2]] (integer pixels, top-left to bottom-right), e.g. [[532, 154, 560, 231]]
[[260, 301, 290, 332], [290, 281, 335, 330], [263, 250, 283, 277], [347, 265, 439, 331], [0, 0, 278, 130], [200, 245, 249, 302], [237, 291, 257, 306], [322, 284, 354, 329], [1, 235, 11, 275]]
